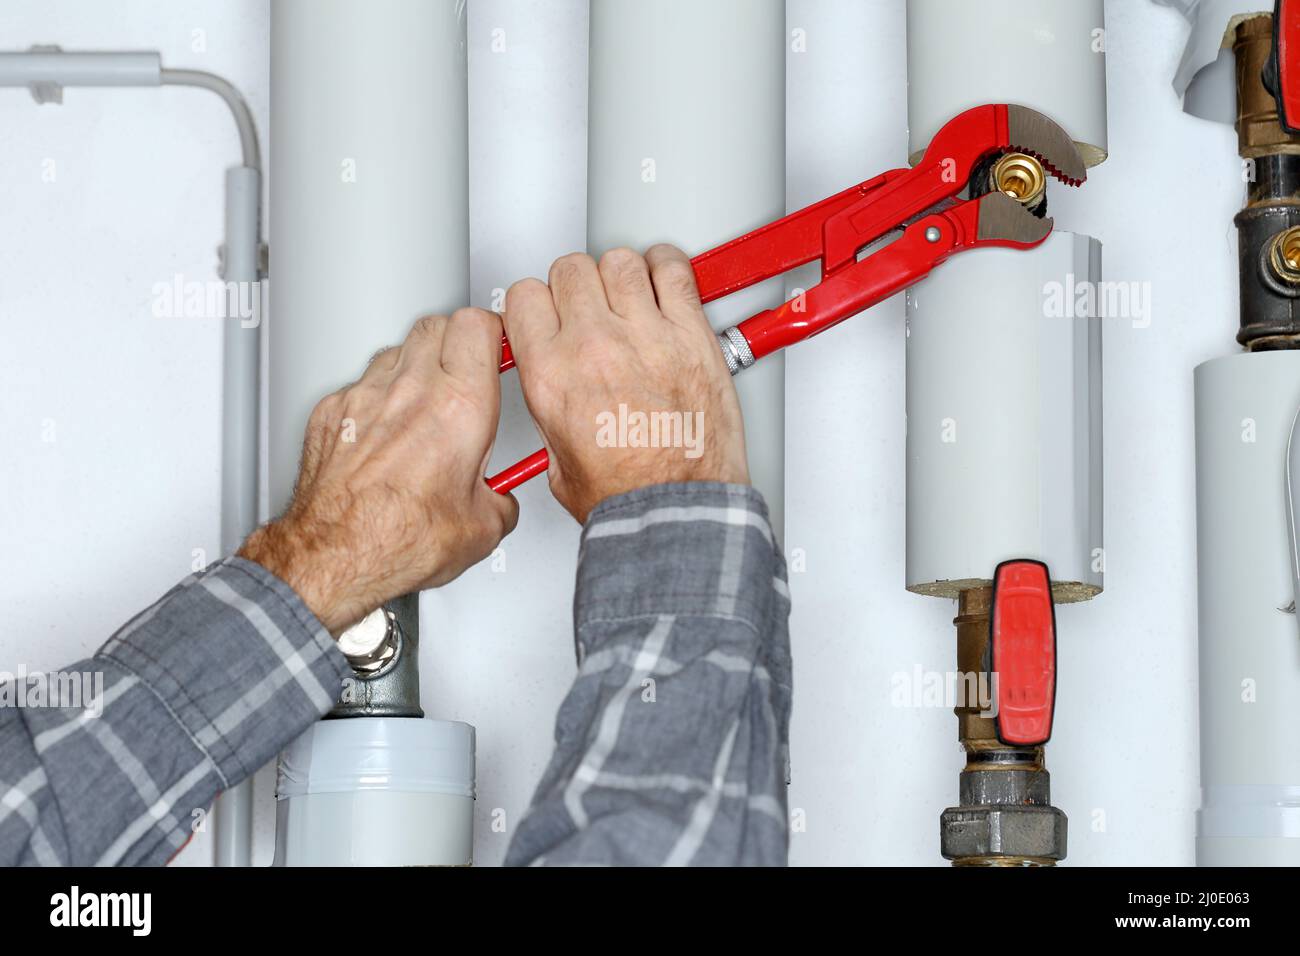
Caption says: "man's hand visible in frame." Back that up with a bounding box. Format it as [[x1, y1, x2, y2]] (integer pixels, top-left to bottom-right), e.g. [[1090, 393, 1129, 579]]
[[504, 244, 750, 523], [239, 310, 518, 635]]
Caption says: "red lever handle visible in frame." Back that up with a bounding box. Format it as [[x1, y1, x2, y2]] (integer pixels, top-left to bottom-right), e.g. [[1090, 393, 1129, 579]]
[[989, 559, 1057, 747], [1277, 0, 1300, 132]]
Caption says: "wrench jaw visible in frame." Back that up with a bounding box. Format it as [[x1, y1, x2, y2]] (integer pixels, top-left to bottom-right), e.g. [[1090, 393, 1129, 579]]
[[919, 104, 1088, 197], [1005, 104, 1089, 188], [974, 191, 1056, 248]]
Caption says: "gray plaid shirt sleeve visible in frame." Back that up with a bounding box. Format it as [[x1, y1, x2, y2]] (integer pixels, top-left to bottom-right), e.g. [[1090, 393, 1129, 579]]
[[0, 556, 348, 866], [505, 482, 793, 866]]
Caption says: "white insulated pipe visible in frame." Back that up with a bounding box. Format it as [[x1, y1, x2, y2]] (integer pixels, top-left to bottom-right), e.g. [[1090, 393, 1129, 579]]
[[1195, 351, 1300, 865], [274, 719, 476, 866], [587, 0, 786, 534], [907, 0, 1109, 168], [905, 0, 1108, 598], [269, 0, 470, 512], [905, 234, 1104, 600], [269, 0, 473, 867]]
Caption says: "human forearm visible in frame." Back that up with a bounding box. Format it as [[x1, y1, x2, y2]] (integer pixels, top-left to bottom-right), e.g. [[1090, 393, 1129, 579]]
[[505, 482, 792, 866], [0, 557, 347, 866]]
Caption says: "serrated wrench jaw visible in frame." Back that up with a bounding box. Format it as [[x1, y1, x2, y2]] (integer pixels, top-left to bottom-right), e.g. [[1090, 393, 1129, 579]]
[[1005, 105, 1088, 187], [975, 191, 1055, 246]]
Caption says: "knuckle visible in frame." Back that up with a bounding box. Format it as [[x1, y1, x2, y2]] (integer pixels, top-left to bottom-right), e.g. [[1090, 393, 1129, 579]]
[[506, 277, 548, 310], [451, 306, 493, 326], [658, 260, 700, 297], [413, 314, 447, 338], [310, 390, 344, 424], [599, 246, 642, 273], [548, 260, 582, 289], [385, 373, 429, 409], [508, 276, 546, 298], [550, 252, 595, 286], [646, 242, 684, 260]]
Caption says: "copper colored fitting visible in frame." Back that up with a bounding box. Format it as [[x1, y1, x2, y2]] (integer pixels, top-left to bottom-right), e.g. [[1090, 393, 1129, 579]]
[[1236, 16, 1300, 158]]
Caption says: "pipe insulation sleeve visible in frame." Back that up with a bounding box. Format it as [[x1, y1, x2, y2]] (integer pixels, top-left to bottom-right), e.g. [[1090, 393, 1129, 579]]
[[906, 0, 1108, 167], [269, 0, 469, 514], [905, 233, 1104, 601], [0, 51, 160, 87], [587, 0, 786, 536], [1195, 351, 1300, 865], [273, 719, 475, 866]]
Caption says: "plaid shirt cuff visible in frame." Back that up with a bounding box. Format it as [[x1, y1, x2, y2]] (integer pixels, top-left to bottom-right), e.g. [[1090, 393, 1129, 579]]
[[575, 481, 786, 648]]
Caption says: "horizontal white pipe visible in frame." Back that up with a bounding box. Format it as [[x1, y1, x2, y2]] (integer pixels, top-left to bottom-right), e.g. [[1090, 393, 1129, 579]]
[[0, 51, 161, 87]]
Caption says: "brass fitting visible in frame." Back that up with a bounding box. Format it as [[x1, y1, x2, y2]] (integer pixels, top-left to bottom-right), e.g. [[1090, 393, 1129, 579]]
[[1235, 16, 1300, 158], [953, 587, 997, 745], [942, 587, 1064, 866], [1267, 225, 1300, 287], [990, 152, 1047, 208]]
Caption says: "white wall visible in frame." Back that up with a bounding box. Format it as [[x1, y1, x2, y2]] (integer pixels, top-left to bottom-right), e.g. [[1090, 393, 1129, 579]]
[[1, 0, 1235, 865]]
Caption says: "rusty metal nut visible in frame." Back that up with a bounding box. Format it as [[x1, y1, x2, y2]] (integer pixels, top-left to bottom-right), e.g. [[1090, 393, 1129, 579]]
[[958, 768, 1051, 807], [940, 805, 1067, 863]]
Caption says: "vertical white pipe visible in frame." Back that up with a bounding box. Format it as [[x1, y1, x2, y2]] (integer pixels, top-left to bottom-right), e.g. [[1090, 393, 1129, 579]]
[[907, 0, 1109, 167], [269, 0, 470, 866], [587, 0, 786, 534], [1195, 351, 1300, 865], [905, 235, 1104, 599], [269, 0, 469, 513], [219, 167, 261, 556], [904, 0, 1108, 596], [213, 165, 262, 866]]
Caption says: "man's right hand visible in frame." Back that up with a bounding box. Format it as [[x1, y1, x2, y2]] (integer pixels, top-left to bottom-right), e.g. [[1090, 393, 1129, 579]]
[[504, 244, 750, 524]]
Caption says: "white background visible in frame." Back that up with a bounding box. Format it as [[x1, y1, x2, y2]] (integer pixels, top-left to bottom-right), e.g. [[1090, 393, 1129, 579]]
[[0, 0, 1245, 865]]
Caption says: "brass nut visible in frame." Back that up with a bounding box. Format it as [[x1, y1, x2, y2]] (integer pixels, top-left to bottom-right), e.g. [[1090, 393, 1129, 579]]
[[940, 804, 1067, 864], [1268, 226, 1300, 287], [990, 153, 1047, 207]]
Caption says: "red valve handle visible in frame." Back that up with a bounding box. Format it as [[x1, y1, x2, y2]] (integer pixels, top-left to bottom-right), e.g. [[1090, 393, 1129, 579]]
[[1271, 0, 1300, 132], [989, 559, 1057, 747]]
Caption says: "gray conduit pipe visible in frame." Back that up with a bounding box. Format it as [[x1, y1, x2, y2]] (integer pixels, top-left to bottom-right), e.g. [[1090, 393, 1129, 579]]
[[0, 50, 265, 867]]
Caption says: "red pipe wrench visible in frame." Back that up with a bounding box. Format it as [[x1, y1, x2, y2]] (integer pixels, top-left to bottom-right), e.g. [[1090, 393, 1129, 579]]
[[488, 103, 1088, 495]]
